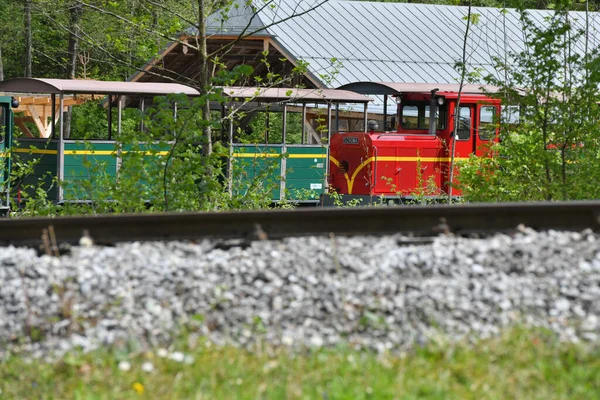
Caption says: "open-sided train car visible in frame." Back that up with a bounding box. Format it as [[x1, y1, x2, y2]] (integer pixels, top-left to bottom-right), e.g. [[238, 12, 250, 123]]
[[329, 82, 502, 203], [0, 78, 200, 207], [222, 87, 372, 203], [0, 78, 372, 210]]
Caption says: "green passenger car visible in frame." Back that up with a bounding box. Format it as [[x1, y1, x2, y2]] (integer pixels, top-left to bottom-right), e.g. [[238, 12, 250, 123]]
[[231, 144, 327, 203], [0, 78, 372, 209]]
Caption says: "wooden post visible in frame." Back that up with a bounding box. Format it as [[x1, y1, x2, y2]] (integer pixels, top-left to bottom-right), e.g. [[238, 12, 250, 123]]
[[301, 103, 307, 144]]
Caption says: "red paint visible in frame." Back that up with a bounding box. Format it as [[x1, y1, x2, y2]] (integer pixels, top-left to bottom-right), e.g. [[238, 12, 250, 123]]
[[329, 91, 501, 198]]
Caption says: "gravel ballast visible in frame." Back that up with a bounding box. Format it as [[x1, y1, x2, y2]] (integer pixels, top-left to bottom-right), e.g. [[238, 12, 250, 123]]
[[1, 227, 600, 358]]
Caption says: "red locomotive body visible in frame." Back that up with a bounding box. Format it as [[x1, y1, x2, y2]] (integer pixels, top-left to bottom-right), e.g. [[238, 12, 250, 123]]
[[329, 83, 501, 200]]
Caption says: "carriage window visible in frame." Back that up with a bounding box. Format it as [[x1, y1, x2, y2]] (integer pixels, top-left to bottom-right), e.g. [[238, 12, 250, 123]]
[[479, 106, 497, 140], [456, 106, 471, 140], [401, 103, 446, 130]]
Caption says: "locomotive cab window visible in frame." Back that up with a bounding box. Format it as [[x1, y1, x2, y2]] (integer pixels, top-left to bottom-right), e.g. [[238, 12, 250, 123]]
[[456, 106, 471, 141], [479, 106, 498, 141], [401, 103, 447, 131]]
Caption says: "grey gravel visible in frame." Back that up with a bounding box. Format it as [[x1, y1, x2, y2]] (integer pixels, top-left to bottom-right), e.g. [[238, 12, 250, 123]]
[[1, 227, 600, 357]]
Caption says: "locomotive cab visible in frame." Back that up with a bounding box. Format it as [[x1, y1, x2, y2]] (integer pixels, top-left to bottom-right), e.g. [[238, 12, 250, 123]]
[[329, 82, 501, 201]]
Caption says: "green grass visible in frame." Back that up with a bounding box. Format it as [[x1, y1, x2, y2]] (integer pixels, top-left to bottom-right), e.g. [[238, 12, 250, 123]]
[[1, 328, 599, 399]]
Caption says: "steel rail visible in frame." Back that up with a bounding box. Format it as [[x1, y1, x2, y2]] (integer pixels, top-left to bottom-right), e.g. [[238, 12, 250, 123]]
[[1, 201, 600, 247]]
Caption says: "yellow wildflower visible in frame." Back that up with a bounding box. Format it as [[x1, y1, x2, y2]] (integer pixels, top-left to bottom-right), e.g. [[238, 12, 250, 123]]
[[132, 382, 144, 395]]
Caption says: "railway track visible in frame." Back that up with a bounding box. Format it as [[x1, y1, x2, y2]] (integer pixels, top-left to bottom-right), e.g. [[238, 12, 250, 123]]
[[1, 201, 600, 248]]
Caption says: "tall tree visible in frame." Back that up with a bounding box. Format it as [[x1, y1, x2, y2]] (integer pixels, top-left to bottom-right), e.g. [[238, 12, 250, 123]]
[[70, 0, 328, 156], [0, 48, 4, 82], [449, 1, 474, 200], [24, 0, 33, 77], [66, 1, 83, 80], [64, 0, 84, 138], [458, 0, 600, 201]]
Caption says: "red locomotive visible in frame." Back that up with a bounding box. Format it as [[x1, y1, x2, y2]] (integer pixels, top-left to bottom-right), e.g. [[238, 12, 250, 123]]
[[329, 82, 501, 201]]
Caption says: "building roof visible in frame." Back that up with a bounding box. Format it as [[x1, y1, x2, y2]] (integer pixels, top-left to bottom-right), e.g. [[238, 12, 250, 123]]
[[204, 1, 271, 37], [210, 0, 600, 88]]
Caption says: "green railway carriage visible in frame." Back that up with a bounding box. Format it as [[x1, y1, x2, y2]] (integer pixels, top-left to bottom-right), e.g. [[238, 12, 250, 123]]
[[12, 139, 58, 201], [223, 86, 371, 204], [0, 78, 371, 210], [231, 144, 328, 202], [9, 139, 172, 203], [0, 78, 202, 207], [0, 96, 20, 212]]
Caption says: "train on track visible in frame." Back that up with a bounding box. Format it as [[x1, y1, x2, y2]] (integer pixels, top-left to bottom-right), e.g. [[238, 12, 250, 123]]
[[329, 82, 501, 202], [0, 78, 500, 211]]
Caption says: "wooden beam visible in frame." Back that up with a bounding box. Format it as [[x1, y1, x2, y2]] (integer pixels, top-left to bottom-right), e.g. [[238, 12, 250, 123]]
[[14, 118, 35, 138], [26, 105, 47, 138], [203, 34, 271, 41], [47, 104, 61, 138], [130, 40, 180, 82], [305, 123, 321, 144]]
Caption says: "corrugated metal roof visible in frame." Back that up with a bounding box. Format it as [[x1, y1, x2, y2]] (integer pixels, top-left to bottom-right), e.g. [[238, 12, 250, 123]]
[[245, 0, 600, 87], [0, 78, 201, 96], [221, 86, 371, 102], [204, 1, 271, 37]]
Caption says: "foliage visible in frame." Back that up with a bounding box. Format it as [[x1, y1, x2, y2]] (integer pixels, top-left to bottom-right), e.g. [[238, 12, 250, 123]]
[[457, 0, 600, 201], [0, 0, 195, 81], [244, 111, 304, 144], [1, 327, 600, 399], [8, 91, 291, 216]]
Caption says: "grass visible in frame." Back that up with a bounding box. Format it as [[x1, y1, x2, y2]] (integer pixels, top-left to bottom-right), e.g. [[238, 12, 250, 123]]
[[1, 328, 599, 399]]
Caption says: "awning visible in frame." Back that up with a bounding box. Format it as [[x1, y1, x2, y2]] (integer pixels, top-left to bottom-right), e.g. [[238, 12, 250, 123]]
[[0, 78, 201, 96], [337, 81, 506, 95], [219, 86, 372, 103]]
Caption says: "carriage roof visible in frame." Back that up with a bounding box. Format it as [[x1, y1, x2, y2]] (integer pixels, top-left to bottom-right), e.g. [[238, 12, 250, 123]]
[[0, 78, 372, 104], [0, 78, 202, 96], [337, 82, 513, 96]]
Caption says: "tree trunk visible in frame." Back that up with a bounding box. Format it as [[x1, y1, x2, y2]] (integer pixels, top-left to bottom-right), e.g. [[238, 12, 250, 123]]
[[197, 0, 212, 156], [0, 47, 4, 81], [24, 0, 32, 77], [64, 0, 83, 139], [448, 1, 472, 201]]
